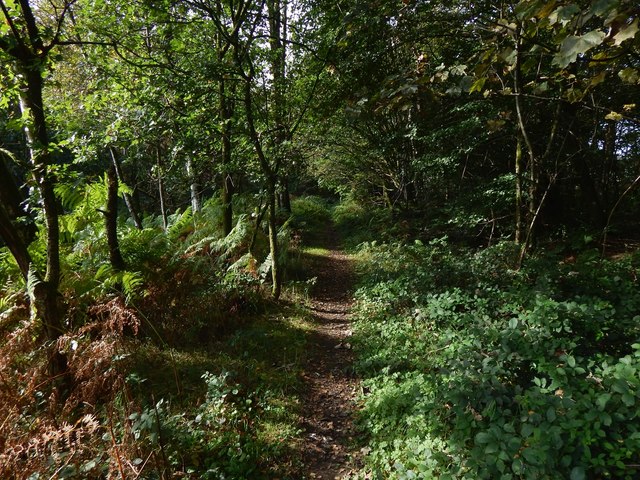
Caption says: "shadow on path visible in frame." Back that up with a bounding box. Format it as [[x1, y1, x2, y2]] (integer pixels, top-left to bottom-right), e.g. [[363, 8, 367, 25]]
[[300, 230, 361, 479]]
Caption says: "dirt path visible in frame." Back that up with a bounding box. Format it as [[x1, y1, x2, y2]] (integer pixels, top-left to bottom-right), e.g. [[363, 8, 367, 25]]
[[300, 233, 360, 479]]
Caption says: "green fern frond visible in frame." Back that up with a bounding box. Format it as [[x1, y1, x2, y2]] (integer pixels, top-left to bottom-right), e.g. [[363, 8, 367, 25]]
[[118, 182, 133, 196], [55, 183, 84, 210], [258, 253, 272, 281], [227, 252, 255, 273], [121, 271, 144, 301], [167, 207, 193, 242], [0, 147, 20, 166], [185, 235, 218, 255], [95, 263, 115, 281], [93, 263, 145, 301], [0, 295, 9, 313]]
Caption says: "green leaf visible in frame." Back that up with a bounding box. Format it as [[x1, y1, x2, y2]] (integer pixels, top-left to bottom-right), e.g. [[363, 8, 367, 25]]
[[612, 378, 628, 394], [618, 68, 639, 85], [621, 393, 636, 407], [485, 442, 500, 454], [475, 432, 491, 444], [521, 423, 534, 438], [546, 407, 557, 422], [549, 5, 581, 26], [605, 111, 624, 121], [613, 18, 639, 46], [553, 30, 606, 68], [596, 393, 611, 410], [570, 466, 586, 480], [536, 1, 559, 20], [469, 77, 487, 93]]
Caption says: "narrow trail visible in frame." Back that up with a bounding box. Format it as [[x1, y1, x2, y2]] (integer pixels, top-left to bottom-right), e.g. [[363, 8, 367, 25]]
[[300, 231, 361, 479]]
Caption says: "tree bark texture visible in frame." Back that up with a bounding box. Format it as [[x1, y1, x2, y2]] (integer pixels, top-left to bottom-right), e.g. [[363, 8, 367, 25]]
[[105, 164, 126, 270]]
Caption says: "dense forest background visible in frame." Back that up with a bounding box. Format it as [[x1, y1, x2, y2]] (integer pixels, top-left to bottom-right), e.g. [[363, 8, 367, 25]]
[[1, 0, 639, 478]]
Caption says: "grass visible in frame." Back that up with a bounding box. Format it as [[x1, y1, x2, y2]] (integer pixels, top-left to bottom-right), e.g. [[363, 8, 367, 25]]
[[126, 302, 316, 478]]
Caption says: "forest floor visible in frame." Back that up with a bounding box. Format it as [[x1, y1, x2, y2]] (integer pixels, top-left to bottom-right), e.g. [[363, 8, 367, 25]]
[[298, 230, 362, 479]]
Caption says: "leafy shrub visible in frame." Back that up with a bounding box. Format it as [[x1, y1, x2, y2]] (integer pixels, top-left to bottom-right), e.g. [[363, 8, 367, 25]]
[[353, 240, 640, 479], [289, 196, 332, 243], [332, 199, 393, 249]]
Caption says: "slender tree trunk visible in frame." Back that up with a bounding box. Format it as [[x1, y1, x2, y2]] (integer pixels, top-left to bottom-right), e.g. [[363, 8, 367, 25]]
[[220, 81, 234, 235], [0, 154, 36, 244], [513, 30, 538, 253], [185, 158, 201, 213], [280, 178, 291, 214], [222, 172, 234, 234], [109, 147, 142, 229], [0, 0, 70, 379], [105, 164, 126, 270], [267, 179, 281, 299], [242, 70, 282, 299], [515, 134, 524, 244], [229, 1, 284, 299], [0, 203, 32, 279], [249, 201, 268, 255], [602, 120, 618, 211], [156, 147, 168, 231], [218, 31, 235, 236], [19, 66, 66, 377]]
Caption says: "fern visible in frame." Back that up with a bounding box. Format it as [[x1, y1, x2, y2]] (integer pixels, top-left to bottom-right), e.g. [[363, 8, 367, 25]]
[[121, 271, 144, 302], [55, 182, 84, 211], [258, 253, 273, 281], [0, 295, 9, 313], [185, 214, 251, 263], [93, 264, 145, 302], [167, 207, 194, 242], [227, 252, 256, 274]]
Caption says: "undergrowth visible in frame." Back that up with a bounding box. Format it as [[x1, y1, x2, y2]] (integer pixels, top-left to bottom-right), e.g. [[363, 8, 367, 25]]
[[352, 239, 640, 479], [0, 188, 319, 478]]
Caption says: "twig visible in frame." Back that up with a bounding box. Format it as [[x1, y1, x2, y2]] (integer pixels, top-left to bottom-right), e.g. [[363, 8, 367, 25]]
[[602, 173, 640, 257], [108, 403, 127, 479]]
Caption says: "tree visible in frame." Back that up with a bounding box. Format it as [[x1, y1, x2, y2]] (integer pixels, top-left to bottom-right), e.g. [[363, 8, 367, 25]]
[[0, 0, 76, 377]]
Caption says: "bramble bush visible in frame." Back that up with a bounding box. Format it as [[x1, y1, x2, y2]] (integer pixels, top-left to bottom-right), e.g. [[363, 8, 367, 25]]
[[352, 239, 640, 479]]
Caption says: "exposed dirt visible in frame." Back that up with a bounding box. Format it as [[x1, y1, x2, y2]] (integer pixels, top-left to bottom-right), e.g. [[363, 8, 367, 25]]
[[300, 232, 361, 479]]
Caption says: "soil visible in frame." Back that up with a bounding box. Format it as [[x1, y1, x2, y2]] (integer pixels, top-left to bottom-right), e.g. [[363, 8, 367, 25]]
[[299, 232, 361, 479]]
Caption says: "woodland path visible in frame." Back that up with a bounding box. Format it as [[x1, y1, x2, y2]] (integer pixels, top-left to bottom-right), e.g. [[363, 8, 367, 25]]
[[299, 230, 361, 479]]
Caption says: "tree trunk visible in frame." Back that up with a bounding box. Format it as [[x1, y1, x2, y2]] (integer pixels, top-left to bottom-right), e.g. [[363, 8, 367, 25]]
[[0, 202, 33, 279], [0, 0, 68, 380], [218, 26, 235, 236], [105, 164, 126, 270], [185, 158, 201, 213], [241, 66, 282, 299], [514, 134, 524, 245], [109, 147, 142, 229], [220, 77, 234, 235], [0, 154, 36, 244], [513, 30, 538, 253], [19, 66, 66, 378], [602, 120, 619, 211], [280, 178, 291, 214], [267, 180, 281, 299], [156, 147, 168, 231], [222, 172, 234, 235]]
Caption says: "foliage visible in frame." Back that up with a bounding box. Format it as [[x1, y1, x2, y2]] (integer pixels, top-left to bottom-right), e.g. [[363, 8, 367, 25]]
[[332, 199, 394, 249], [352, 239, 640, 479], [288, 196, 332, 244], [0, 186, 305, 477]]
